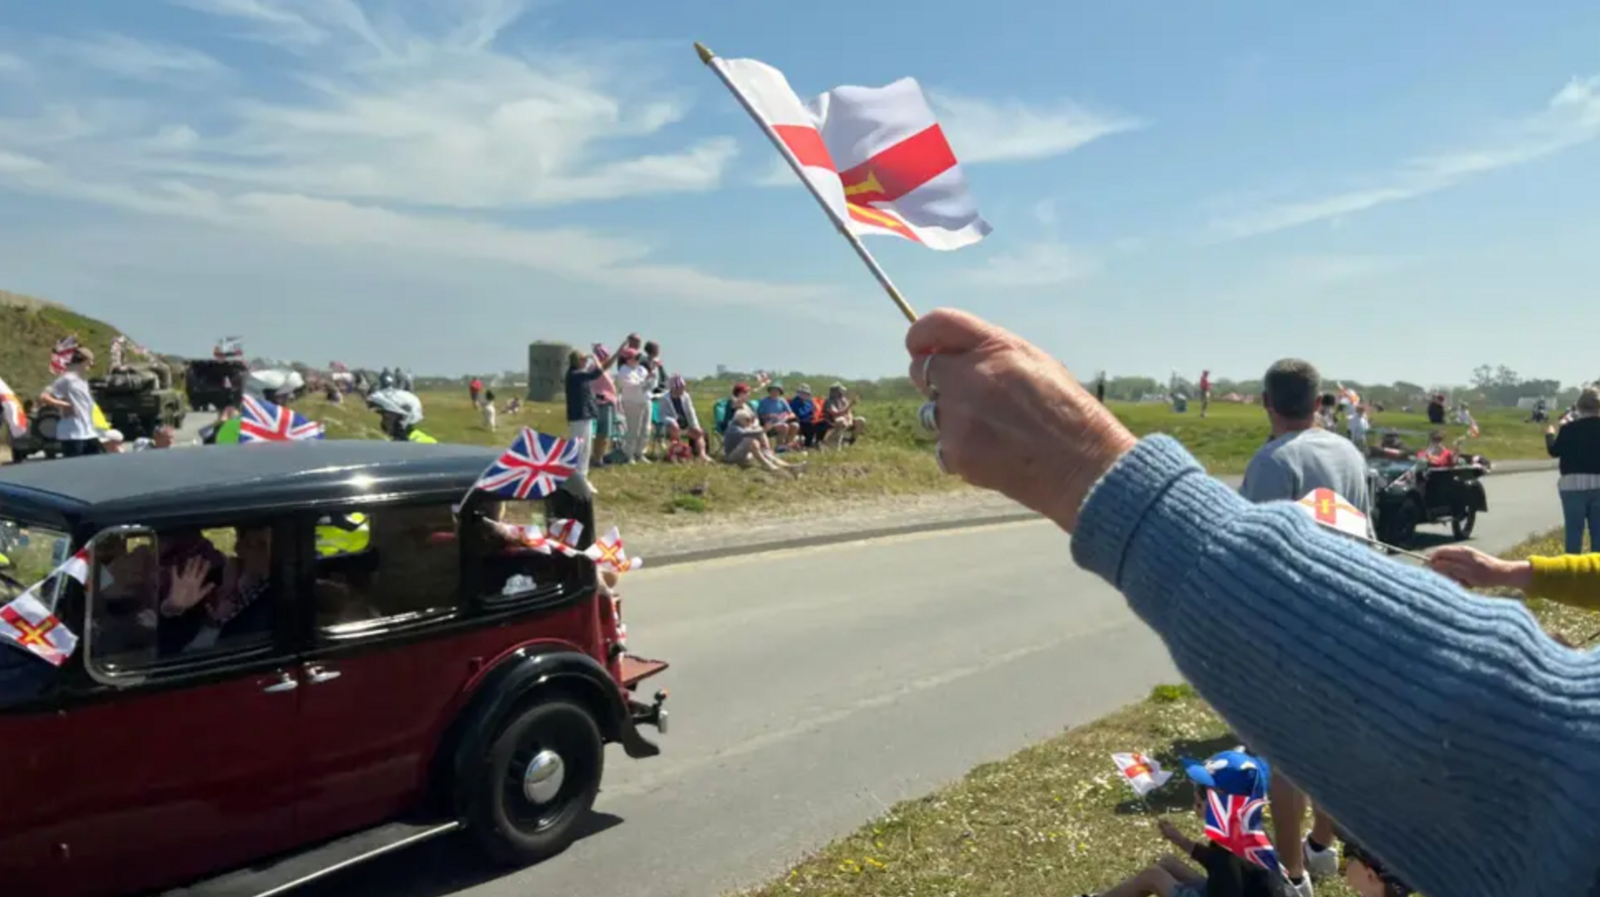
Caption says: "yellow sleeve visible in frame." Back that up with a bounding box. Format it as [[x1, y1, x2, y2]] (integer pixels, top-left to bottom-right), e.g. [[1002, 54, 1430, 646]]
[[1528, 554, 1600, 609]]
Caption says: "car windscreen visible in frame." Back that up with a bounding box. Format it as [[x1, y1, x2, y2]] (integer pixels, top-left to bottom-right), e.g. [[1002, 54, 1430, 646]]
[[0, 519, 73, 606]]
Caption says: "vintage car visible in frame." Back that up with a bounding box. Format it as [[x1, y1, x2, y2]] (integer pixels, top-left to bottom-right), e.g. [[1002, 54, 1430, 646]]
[[0, 441, 668, 897], [1367, 436, 1491, 544]]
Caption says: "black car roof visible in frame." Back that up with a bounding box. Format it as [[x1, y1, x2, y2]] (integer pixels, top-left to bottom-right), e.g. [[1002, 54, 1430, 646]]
[[0, 442, 500, 526]]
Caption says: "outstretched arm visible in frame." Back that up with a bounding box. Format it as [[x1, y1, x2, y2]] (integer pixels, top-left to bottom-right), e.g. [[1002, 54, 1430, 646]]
[[1072, 436, 1600, 897]]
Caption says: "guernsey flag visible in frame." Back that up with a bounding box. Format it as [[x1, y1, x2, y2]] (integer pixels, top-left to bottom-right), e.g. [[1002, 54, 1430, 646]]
[[712, 56, 991, 250]]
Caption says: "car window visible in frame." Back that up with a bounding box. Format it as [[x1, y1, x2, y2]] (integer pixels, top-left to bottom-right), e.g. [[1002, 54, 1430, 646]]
[[0, 520, 72, 607], [465, 499, 583, 605], [312, 504, 459, 635], [86, 523, 281, 679]]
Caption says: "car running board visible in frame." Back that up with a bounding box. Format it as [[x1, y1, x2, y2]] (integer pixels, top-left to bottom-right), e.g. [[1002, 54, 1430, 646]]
[[158, 820, 462, 897]]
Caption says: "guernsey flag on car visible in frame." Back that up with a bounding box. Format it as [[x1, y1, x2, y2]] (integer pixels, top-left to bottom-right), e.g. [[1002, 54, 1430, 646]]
[[711, 56, 991, 250]]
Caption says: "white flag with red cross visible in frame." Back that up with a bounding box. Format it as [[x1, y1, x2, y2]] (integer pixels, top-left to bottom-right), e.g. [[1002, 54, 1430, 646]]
[[1295, 488, 1371, 541], [0, 548, 89, 666], [594, 526, 643, 574], [1112, 752, 1173, 797], [711, 55, 991, 250]]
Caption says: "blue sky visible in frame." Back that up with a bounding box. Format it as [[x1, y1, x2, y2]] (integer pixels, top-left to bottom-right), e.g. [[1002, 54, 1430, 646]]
[[1, 1, 1598, 386]]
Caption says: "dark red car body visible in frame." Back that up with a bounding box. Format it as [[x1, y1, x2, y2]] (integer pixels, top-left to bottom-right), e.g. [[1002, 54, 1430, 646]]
[[0, 442, 667, 897]]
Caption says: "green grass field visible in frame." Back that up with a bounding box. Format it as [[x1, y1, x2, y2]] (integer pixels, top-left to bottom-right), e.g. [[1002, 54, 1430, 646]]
[[298, 390, 1554, 522], [1, 294, 127, 397], [735, 528, 1586, 897]]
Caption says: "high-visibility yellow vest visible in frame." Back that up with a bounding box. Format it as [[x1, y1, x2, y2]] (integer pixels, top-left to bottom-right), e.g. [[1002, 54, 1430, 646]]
[[92, 403, 110, 432], [315, 512, 370, 557], [407, 430, 437, 444]]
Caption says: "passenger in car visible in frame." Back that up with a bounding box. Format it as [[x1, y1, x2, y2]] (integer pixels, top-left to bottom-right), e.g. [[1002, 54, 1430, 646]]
[[158, 526, 275, 654]]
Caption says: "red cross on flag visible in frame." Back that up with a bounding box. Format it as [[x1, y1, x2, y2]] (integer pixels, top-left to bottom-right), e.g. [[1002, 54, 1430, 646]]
[[1294, 488, 1371, 541], [0, 548, 89, 666], [1112, 751, 1174, 797], [594, 526, 643, 575], [708, 55, 991, 251]]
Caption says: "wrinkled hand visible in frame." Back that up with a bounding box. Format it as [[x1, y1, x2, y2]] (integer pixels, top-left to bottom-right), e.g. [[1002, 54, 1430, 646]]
[[1427, 545, 1532, 591], [907, 309, 1136, 532], [163, 557, 215, 613]]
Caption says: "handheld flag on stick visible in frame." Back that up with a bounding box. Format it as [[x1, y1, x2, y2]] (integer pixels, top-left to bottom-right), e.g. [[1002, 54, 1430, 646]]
[[1111, 752, 1173, 798], [0, 548, 89, 666], [696, 43, 991, 324]]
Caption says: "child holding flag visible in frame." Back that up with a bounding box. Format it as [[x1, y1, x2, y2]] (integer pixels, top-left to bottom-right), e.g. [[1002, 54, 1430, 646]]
[[1078, 749, 1276, 897]]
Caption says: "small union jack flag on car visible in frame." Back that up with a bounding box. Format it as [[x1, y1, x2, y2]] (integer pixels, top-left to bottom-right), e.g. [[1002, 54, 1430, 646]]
[[472, 427, 580, 500], [238, 396, 326, 443]]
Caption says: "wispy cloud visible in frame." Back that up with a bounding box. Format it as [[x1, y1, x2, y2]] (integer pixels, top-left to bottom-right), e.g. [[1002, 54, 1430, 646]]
[[1256, 253, 1407, 287], [1210, 75, 1600, 240], [1032, 198, 1058, 226], [0, 1, 849, 320], [45, 33, 227, 81], [929, 91, 1143, 164], [960, 240, 1100, 288], [0, 52, 25, 75]]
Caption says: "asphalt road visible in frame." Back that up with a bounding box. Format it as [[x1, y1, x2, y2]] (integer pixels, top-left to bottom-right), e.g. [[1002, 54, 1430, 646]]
[[300, 469, 1564, 897], [176, 410, 218, 443]]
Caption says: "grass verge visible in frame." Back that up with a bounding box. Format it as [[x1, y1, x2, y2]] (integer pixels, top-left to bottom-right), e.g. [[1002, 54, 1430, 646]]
[[737, 528, 1582, 897], [298, 391, 1554, 524]]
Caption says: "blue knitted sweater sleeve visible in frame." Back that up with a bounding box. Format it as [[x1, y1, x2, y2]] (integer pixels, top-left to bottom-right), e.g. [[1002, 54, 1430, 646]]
[[1070, 436, 1600, 897]]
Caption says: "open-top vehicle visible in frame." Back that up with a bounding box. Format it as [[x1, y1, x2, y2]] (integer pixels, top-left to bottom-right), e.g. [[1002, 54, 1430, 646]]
[[0, 441, 668, 897], [184, 358, 250, 412], [1367, 436, 1491, 545]]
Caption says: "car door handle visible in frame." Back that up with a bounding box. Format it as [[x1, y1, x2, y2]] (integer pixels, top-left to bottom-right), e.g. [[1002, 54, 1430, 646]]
[[262, 672, 299, 694], [306, 665, 342, 684]]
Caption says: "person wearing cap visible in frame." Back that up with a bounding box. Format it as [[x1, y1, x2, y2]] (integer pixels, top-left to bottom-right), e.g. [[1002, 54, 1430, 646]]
[[790, 383, 829, 448], [37, 346, 101, 457], [756, 383, 800, 448], [1078, 749, 1276, 897], [822, 383, 865, 449]]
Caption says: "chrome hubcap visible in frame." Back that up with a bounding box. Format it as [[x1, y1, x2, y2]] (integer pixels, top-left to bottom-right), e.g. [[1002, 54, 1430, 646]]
[[522, 749, 565, 804]]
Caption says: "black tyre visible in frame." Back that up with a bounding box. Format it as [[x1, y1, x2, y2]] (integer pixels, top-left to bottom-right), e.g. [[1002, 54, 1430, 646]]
[[1382, 499, 1420, 545], [464, 699, 603, 866], [1452, 508, 1477, 540]]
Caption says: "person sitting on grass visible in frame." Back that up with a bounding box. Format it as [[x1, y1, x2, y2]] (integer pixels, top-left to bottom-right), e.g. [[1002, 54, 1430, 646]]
[[790, 383, 829, 448], [662, 375, 711, 463], [1077, 750, 1275, 897], [757, 383, 800, 448], [822, 383, 866, 449], [722, 407, 804, 477], [1337, 827, 1415, 897]]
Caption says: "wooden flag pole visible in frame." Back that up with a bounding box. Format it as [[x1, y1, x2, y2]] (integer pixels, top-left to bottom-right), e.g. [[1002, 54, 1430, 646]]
[[695, 41, 919, 325]]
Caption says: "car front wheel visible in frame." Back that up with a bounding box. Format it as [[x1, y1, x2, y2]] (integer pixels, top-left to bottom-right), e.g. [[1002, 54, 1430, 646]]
[[1452, 507, 1477, 540], [465, 699, 604, 866]]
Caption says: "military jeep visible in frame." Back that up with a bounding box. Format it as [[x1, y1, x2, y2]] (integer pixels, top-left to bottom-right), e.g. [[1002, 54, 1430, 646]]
[[91, 363, 185, 439], [185, 358, 250, 411]]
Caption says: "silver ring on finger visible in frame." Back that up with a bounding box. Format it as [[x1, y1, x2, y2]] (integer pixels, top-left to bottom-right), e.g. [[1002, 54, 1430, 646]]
[[918, 400, 939, 434], [921, 354, 937, 397]]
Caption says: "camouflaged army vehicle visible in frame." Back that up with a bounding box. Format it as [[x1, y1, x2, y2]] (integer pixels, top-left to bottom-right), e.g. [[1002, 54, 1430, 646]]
[[91, 363, 185, 439]]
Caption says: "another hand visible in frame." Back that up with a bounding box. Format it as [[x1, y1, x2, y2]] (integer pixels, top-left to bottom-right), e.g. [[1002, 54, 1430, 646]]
[[907, 309, 1137, 532], [1427, 545, 1533, 591], [1157, 819, 1186, 845], [163, 557, 215, 613]]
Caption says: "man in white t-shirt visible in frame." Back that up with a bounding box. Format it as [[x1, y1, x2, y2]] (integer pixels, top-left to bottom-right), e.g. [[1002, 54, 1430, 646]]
[[1347, 403, 1371, 449], [37, 347, 100, 458]]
